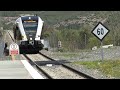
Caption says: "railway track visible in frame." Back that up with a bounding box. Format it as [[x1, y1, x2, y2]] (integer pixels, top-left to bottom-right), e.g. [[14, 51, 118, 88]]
[[39, 52, 95, 79], [22, 54, 53, 79], [22, 53, 95, 79]]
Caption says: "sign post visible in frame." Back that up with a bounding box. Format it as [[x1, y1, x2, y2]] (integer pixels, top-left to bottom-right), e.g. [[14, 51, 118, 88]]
[[91, 22, 110, 61], [101, 41, 104, 61], [58, 40, 62, 52], [9, 43, 19, 60]]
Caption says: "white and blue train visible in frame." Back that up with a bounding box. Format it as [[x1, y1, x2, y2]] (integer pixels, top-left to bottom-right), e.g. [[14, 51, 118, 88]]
[[13, 15, 44, 53]]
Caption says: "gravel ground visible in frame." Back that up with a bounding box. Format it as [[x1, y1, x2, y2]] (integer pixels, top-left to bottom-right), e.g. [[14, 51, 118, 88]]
[[26, 54, 50, 61], [39, 65, 85, 79], [40, 47, 120, 62]]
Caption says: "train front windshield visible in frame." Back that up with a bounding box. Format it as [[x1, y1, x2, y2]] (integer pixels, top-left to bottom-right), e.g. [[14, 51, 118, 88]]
[[23, 21, 38, 32]]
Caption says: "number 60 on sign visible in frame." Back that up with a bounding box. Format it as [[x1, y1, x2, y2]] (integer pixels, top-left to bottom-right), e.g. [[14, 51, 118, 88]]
[[91, 22, 110, 41]]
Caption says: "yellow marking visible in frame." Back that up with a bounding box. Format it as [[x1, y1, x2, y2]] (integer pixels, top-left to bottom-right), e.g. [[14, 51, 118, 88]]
[[24, 20, 36, 22]]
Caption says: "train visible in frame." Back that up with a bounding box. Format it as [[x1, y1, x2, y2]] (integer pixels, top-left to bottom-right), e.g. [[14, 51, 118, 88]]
[[13, 15, 44, 53]]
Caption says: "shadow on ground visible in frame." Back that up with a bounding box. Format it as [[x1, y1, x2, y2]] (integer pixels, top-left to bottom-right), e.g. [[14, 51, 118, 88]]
[[34, 60, 71, 66]]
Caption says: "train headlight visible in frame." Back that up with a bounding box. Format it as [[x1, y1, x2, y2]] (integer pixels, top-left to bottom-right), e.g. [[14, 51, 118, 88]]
[[30, 38, 32, 40]]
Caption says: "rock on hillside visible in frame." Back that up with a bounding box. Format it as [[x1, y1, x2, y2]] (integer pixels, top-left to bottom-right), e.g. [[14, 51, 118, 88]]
[[53, 14, 107, 29]]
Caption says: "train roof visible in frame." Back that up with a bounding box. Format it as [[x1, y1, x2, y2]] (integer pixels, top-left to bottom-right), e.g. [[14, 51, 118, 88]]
[[15, 15, 43, 24]]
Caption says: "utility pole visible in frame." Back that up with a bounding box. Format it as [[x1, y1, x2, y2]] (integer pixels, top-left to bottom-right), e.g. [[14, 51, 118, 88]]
[[85, 33, 86, 48]]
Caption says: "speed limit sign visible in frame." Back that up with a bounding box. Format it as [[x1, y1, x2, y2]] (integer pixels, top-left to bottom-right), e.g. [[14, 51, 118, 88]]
[[91, 22, 110, 41]]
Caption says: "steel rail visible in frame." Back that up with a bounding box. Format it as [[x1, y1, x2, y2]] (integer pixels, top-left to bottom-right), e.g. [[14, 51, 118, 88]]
[[23, 54, 53, 79]]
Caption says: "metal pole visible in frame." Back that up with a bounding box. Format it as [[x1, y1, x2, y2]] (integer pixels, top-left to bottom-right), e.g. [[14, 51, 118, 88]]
[[101, 41, 104, 61], [52, 32, 55, 52], [85, 34, 86, 48]]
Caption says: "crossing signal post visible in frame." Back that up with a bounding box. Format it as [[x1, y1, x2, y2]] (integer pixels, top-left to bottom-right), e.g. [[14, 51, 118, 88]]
[[91, 22, 110, 61], [58, 40, 61, 51]]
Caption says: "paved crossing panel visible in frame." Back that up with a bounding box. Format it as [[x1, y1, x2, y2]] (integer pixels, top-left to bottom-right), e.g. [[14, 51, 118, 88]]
[[0, 60, 44, 79]]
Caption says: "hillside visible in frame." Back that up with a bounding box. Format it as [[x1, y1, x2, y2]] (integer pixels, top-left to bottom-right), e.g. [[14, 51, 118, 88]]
[[0, 11, 120, 51], [0, 11, 118, 28], [0, 11, 118, 29]]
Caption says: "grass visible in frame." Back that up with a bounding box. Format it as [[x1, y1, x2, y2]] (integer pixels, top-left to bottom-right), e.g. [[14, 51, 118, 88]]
[[73, 60, 120, 78], [60, 53, 79, 58], [52, 49, 92, 58], [53, 52, 80, 58]]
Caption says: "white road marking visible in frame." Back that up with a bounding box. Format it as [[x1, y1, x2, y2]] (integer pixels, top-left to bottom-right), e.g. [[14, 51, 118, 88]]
[[21, 60, 44, 79]]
